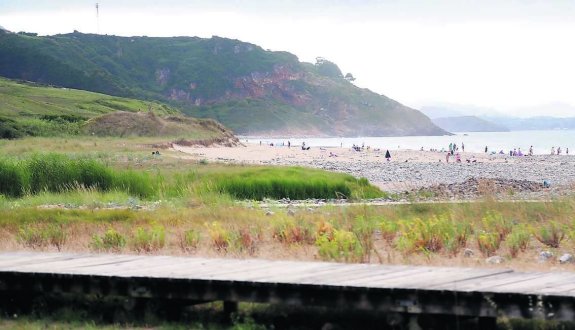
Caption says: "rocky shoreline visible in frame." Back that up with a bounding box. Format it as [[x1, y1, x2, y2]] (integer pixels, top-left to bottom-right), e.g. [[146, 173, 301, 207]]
[[175, 144, 575, 200], [262, 155, 575, 199]]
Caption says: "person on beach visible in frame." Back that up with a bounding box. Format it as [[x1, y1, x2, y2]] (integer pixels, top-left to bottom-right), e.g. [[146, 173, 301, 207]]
[[551, 146, 555, 155], [529, 146, 533, 156], [288, 141, 291, 148], [567, 148, 569, 155], [445, 152, 450, 163], [485, 146, 488, 153], [455, 153, 461, 163], [385, 150, 391, 161], [462, 143, 465, 152], [558, 147, 562, 155]]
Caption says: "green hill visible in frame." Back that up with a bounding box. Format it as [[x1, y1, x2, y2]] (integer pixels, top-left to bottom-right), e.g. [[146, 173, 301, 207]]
[[0, 77, 234, 141], [0, 30, 447, 137]]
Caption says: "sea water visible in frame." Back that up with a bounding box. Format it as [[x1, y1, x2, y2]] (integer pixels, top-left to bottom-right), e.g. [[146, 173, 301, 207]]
[[243, 130, 575, 155]]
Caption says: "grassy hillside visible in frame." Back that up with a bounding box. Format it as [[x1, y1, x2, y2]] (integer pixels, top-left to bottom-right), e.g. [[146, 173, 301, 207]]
[[0, 31, 447, 137], [0, 77, 233, 140]]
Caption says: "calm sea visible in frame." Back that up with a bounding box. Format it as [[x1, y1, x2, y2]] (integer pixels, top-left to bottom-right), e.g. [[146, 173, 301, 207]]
[[243, 130, 575, 155]]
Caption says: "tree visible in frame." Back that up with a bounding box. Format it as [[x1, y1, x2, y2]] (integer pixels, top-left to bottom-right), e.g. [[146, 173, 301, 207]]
[[345, 73, 356, 82], [314, 57, 343, 78]]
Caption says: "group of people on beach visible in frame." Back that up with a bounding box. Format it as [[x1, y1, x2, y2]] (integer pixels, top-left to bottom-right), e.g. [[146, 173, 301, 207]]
[[448, 142, 463, 155], [550, 146, 568, 155], [444, 142, 464, 163]]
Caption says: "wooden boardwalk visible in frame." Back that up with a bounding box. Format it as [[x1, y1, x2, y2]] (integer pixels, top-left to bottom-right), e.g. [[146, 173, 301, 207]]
[[1, 252, 574, 325]]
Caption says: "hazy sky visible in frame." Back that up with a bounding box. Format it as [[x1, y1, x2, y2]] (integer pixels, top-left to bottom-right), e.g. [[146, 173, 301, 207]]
[[1, 0, 575, 117]]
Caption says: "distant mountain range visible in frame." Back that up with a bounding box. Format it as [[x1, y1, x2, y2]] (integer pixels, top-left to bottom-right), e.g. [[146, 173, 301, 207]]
[[421, 104, 575, 131], [432, 116, 509, 132], [482, 116, 575, 131], [0, 30, 447, 137]]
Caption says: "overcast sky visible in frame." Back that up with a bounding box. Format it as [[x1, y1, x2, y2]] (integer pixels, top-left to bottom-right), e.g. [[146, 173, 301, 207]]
[[1, 0, 575, 117]]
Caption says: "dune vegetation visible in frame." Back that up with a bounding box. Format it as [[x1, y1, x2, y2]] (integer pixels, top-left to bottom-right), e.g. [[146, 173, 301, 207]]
[[0, 137, 573, 272]]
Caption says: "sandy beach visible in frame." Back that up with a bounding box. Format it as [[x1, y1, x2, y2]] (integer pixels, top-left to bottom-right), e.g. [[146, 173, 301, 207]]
[[173, 143, 575, 197]]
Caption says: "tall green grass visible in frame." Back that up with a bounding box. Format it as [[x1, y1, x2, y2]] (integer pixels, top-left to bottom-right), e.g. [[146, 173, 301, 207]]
[[0, 154, 156, 198], [204, 166, 382, 200], [0, 155, 384, 201]]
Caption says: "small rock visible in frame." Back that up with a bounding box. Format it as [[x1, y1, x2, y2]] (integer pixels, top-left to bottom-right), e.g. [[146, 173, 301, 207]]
[[539, 251, 554, 262], [265, 210, 274, 216], [287, 209, 295, 216], [463, 248, 474, 258], [559, 253, 573, 264], [486, 256, 504, 264]]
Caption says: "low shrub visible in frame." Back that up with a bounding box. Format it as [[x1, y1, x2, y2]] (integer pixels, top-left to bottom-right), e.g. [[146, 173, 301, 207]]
[[532, 222, 565, 248], [90, 227, 126, 252], [206, 222, 230, 252], [131, 225, 166, 253], [231, 228, 258, 255], [16, 223, 66, 250], [45, 224, 67, 251], [316, 229, 363, 262], [379, 219, 399, 245], [272, 219, 314, 245], [506, 228, 531, 258], [179, 228, 201, 252], [476, 231, 502, 257], [353, 216, 378, 262], [17, 225, 47, 249], [482, 211, 513, 241]]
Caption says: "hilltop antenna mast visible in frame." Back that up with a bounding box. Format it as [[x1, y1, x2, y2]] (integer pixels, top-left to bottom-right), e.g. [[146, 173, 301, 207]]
[[95, 3, 100, 34]]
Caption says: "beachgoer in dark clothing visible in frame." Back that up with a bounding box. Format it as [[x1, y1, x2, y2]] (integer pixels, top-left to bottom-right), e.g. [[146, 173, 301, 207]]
[[385, 150, 391, 161]]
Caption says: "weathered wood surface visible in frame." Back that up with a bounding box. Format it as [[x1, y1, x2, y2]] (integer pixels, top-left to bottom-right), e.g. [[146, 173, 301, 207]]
[[0, 252, 574, 321]]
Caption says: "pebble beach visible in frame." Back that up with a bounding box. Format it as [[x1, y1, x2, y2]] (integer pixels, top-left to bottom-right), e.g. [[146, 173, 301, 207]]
[[174, 143, 575, 199]]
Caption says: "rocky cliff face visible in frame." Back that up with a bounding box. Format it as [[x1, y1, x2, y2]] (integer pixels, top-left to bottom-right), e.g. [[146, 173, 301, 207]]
[[0, 32, 447, 137]]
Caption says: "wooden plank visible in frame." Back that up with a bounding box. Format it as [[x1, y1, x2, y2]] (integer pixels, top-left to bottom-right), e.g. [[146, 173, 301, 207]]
[[210, 262, 350, 282], [447, 272, 549, 292], [298, 265, 414, 286], [249, 263, 383, 284], [0, 252, 90, 268], [4, 254, 139, 269], [75, 256, 216, 277], [354, 267, 507, 289], [426, 269, 515, 291], [487, 273, 575, 295], [0, 254, 102, 271], [64, 255, 184, 276], [118, 258, 275, 278], [342, 267, 457, 287], [238, 263, 355, 283]]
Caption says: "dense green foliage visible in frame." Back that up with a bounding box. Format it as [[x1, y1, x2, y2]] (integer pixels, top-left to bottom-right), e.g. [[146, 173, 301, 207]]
[[0, 31, 446, 136], [0, 32, 298, 100], [314, 58, 343, 78]]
